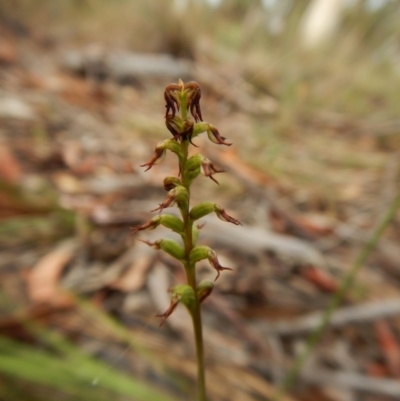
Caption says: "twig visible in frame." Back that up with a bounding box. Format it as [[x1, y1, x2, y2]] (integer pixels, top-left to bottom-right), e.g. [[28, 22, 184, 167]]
[[258, 298, 400, 336], [301, 369, 400, 398]]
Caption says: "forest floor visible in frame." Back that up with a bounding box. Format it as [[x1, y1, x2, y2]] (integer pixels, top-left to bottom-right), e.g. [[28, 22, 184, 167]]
[[1, 10, 400, 401]]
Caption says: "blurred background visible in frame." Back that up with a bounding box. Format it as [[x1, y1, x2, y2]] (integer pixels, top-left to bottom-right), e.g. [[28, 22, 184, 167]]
[[1, 0, 400, 400]]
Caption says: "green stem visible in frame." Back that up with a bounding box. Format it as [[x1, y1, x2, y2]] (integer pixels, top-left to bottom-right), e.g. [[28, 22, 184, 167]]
[[179, 101, 207, 400], [187, 262, 207, 401]]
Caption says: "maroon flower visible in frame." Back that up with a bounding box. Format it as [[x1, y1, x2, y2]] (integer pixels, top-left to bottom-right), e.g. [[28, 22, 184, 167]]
[[184, 81, 203, 122], [200, 157, 225, 184], [137, 239, 161, 249], [130, 216, 161, 235], [150, 191, 177, 212], [207, 125, 232, 146], [150, 186, 188, 213], [140, 143, 166, 171], [164, 83, 181, 119], [198, 281, 214, 303], [208, 250, 232, 281], [214, 205, 242, 225], [165, 115, 181, 140], [181, 119, 197, 146], [156, 295, 180, 326]]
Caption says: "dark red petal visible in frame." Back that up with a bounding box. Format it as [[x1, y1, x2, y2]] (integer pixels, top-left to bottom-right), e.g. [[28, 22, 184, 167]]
[[156, 298, 179, 326]]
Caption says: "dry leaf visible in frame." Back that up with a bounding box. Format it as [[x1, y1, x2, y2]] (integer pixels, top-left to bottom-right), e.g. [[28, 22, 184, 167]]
[[110, 253, 152, 292], [375, 320, 400, 378], [28, 239, 79, 306], [0, 145, 22, 184], [300, 267, 339, 293]]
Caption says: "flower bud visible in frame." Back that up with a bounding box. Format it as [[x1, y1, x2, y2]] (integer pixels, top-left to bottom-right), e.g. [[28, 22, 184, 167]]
[[190, 246, 232, 281], [159, 239, 184, 258], [131, 214, 184, 235], [173, 284, 196, 312], [164, 138, 183, 157], [189, 201, 215, 221], [156, 284, 195, 325], [159, 214, 184, 234], [140, 239, 185, 260], [163, 176, 182, 191], [174, 186, 189, 211], [192, 121, 209, 140], [189, 245, 210, 264], [140, 142, 167, 171], [185, 154, 202, 171], [184, 154, 202, 183], [151, 186, 189, 212], [189, 202, 241, 225], [140, 139, 183, 171]]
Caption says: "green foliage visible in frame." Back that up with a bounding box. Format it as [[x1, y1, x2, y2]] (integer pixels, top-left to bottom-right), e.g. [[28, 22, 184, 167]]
[[0, 334, 176, 401]]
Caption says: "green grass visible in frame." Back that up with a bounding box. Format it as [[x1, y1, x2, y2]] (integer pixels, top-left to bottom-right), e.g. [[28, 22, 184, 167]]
[[0, 335, 176, 401]]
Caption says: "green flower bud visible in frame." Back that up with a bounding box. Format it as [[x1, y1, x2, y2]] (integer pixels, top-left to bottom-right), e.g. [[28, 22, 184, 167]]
[[189, 202, 241, 225], [187, 167, 200, 184], [159, 239, 185, 260], [185, 154, 202, 171], [163, 176, 182, 191], [190, 246, 232, 281], [174, 186, 189, 211], [192, 122, 209, 139], [190, 201, 215, 221], [172, 284, 196, 313], [159, 214, 184, 234], [140, 142, 167, 171], [189, 245, 210, 264], [184, 154, 202, 184], [151, 186, 189, 213], [156, 284, 196, 325], [164, 138, 184, 158], [141, 239, 185, 260]]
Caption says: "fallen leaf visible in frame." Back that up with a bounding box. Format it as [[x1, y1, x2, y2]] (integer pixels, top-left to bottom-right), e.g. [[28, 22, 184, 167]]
[[0, 145, 22, 184], [375, 320, 400, 378], [110, 253, 152, 292], [294, 214, 335, 236], [28, 239, 79, 306], [52, 172, 84, 193], [0, 36, 17, 64], [365, 362, 389, 378], [300, 267, 339, 293], [147, 262, 191, 332], [219, 148, 274, 187]]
